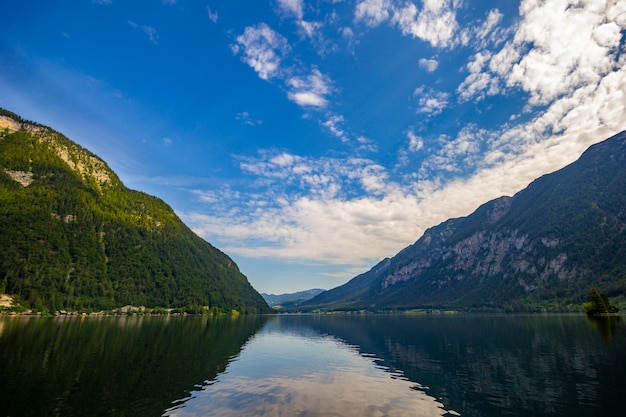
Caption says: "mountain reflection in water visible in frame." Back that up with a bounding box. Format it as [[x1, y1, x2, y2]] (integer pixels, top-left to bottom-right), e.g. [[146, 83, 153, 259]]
[[0, 315, 266, 417], [165, 314, 626, 417], [164, 317, 455, 417], [1, 314, 625, 417]]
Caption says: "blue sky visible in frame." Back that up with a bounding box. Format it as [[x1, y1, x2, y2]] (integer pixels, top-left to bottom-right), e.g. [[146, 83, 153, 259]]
[[1, 0, 625, 294]]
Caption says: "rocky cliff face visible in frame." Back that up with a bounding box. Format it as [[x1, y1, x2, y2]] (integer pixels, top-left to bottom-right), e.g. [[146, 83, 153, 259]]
[[1, 114, 115, 192], [301, 131, 626, 311]]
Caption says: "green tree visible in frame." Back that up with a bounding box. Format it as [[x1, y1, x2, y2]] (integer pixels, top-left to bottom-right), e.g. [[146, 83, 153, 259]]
[[583, 288, 619, 315]]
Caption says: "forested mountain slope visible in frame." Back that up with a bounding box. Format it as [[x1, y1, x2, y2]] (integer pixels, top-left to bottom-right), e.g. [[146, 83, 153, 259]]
[[0, 109, 270, 313], [300, 131, 626, 312]]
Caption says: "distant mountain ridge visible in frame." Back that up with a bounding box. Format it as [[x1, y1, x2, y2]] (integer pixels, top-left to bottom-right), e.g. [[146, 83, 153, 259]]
[[0, 109, 270, 313], [261, 289, 325, 307], [298, 131, 626, 312]]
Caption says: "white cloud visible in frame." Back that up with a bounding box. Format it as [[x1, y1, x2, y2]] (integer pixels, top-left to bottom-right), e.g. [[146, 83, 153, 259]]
[[418, 57, 438, 72], [184, 145, 515, 266], [323, 114, 348, 141], [407, 131, 423, 152], [236, 111, 263, 126], [186, 154, 421, 264], [277, 0, 304, 20], [461, 0, 626, 108], [142, 25, 159, 44], [357, 135, 378, 152], [354, 0, 392, 27], [190, 189, 220, 203], [464, 8, 508, 50], [457, 51, 500, 101], [287, 68, 332, 108], [475, 8, 502, 38], [414, 85, 449, 115], [127, 21, 159, 44], [353, 0, 461, 48], [234, 25, 335, 110], [298, 20, 323, 38], [288, 91, 328, 107], [416, 129, 484, 175], [391, 0, 459, 48], [592, 22, 622, 48], [234, 23, 290, 80], [207, 6, 218, 23], [274, 0, 323, 41]]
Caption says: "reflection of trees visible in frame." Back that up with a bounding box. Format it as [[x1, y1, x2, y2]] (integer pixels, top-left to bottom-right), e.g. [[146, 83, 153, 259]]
[[587, 315, 621, 344], [0, 316, 266, 417], [306, 315, 626, 417]]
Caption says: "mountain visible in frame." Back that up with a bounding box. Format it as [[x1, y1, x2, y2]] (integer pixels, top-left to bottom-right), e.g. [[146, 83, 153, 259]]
[[261, 289, 325, 307], [0, 109, 270, 313], [299, 131, 626, 312]]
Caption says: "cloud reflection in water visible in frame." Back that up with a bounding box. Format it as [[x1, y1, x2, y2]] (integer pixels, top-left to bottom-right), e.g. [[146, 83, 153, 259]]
[[164, 319, 456, 417]]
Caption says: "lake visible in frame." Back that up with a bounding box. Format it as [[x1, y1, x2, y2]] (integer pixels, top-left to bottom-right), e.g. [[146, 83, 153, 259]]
[[1, 314, 625, 417]]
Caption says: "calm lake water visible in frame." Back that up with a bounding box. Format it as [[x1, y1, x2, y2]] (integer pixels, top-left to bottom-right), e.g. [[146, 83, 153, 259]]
[[1, 314, 625, 417]]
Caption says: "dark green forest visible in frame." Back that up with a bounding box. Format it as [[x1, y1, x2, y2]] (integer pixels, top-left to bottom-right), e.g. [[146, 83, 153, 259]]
[[0, 110, 270, 313]]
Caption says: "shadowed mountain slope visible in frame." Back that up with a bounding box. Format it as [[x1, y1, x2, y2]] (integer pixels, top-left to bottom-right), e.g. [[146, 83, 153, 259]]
[[300, 131, 626, 312]]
